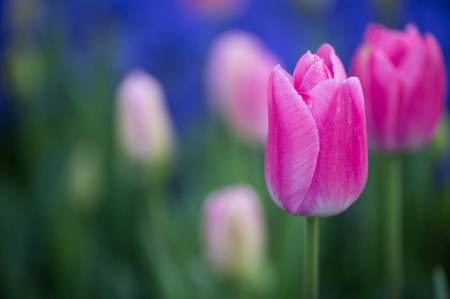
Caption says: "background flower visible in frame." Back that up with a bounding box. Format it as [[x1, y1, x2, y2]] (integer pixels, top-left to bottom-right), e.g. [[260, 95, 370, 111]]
[[351, 23, 446, 152], [116, 69, 175, 165], [206, 31, 280, 144], [203, 185, 266, 278]]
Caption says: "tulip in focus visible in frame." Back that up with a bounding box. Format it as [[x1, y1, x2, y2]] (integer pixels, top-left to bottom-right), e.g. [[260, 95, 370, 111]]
[[116, 69, 175, 166], [351, 23, 447, 152], [206, 31, 281, 144], [265, 44, 368, 217], [203, 185, 266, 278]]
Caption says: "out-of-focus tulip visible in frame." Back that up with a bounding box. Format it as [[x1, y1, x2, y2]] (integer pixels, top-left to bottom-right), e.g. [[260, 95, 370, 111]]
[[180, 0, 248, 19], [206, 31, 281, 144], [351, 23, 447, 152], [203, 185, 266, 278], [265, 44, 368, 217], [116, 69, 175, 166]]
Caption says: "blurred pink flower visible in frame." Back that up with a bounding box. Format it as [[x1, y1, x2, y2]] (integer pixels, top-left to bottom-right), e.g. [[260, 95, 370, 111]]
[[265, 44, 368, 217], [206, 31, 281, 144], [203, 184, 266, 277], [351, 23, 447, 152], [116, 69, 175, 165], [180, 0, 249, 19]]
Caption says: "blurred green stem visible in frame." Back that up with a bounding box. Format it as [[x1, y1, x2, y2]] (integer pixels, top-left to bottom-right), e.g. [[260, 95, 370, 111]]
[[433, 266, 449, 299], [383, 154, 403, 299], [304, 217, 319, 299]]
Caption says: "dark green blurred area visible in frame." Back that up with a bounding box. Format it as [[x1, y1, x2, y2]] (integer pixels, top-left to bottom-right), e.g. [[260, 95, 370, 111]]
[[1, 0, 450, 298]]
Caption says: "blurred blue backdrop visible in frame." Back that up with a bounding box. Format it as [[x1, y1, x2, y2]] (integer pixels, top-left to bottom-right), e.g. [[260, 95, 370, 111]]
[[2, 0, 449, 131]]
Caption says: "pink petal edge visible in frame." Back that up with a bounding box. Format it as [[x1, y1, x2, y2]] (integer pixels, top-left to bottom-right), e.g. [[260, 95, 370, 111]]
[[396, 33, 446, 149], [265, 65, 320, 215], [296, 78, 367, 216], [298, 60, 332, 94], [316, 43, 347, 79]]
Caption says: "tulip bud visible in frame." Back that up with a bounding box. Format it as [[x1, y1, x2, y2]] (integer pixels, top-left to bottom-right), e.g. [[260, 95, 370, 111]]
[[203, 185, 266, 279], [351, 23, 447, 152], [116, 69, 175, 167], [265, 44, 368, 217], [206, 31, 281, 144]]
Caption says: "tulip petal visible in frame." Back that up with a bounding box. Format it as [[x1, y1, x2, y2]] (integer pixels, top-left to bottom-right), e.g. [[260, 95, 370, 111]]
[[265, 65, 320, 215], [204, 185, 265, 275], [366, 49, 402, 150], [404, 23, 421, 39], [316, 43, 347, 79], [298, 60, 331, 94], [364, 23, 402, 49], [364, 23, 386, 43], [293, 51, 329, 91], [426, 33, 447, 117], [296, 78, 367, 216], [364, 23, 421, 67], [396, 34, 446, 149], [350, 44, 375, 147]]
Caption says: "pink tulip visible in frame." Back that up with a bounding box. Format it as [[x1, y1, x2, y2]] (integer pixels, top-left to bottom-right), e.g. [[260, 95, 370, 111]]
[[351, 23, 447, 152], [116, 69, 175, 165], [265, 44, 368, 217], [206, 31, 281, 144], [203, 185, 266, 277]]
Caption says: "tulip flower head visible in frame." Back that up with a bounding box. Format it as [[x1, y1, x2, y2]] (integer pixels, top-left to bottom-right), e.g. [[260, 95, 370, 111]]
[[203, 185, 266, 278], [265, 44, 368, 217], [206, 31, 281, 144], [351, 23, 447, 152], [116, 70, 174, 166]]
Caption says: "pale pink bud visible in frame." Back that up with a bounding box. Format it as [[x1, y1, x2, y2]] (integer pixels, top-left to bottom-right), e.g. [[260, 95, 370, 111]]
[[116, 69, 174, 165], [206, 31, 281, 144], [265, 44, 368, 217], [351, 23, 447, 152], [203, 185, 266, 277]]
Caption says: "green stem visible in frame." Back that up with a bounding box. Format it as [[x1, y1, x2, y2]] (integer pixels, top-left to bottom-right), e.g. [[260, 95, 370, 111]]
[[304, 217, 319, 299], [383, 154, 403, 299]]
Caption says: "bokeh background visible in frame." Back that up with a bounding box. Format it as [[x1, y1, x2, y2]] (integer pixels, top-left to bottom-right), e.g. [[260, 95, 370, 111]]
[[0, 0, 449, 298]]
